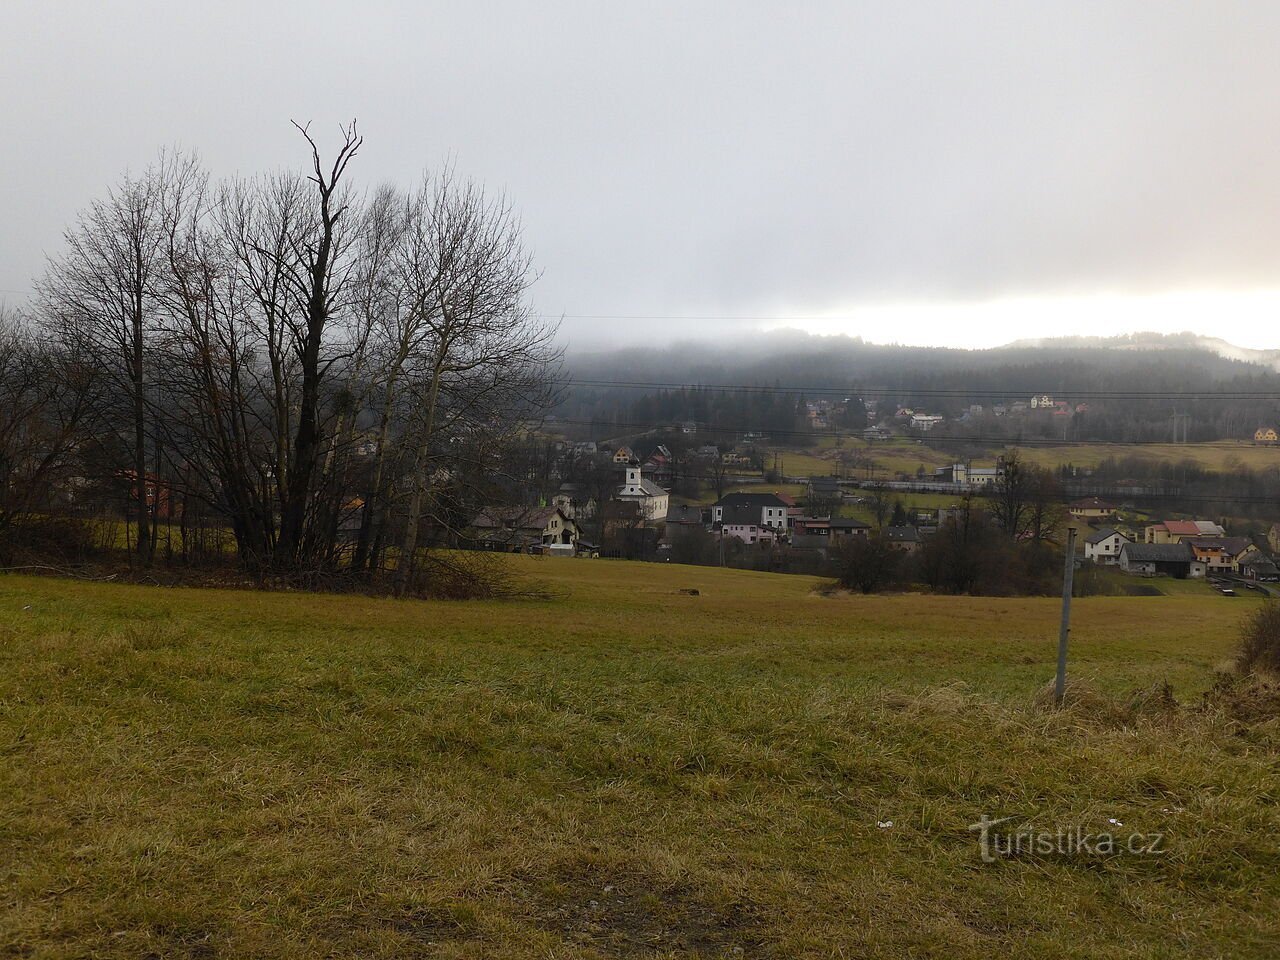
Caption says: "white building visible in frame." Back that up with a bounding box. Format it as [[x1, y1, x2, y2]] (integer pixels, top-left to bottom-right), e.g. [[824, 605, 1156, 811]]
[[964, 465, 1003, 486], [615, 463, 668, 520], [1084, 527, 1131, 564], [940, 462, 1004, 488], [711, 493, 790, 531], [911, 413, 945, 432]]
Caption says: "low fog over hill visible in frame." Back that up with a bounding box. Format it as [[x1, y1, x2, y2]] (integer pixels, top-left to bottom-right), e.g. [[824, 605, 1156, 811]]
[[559, 333, 1280, 446]]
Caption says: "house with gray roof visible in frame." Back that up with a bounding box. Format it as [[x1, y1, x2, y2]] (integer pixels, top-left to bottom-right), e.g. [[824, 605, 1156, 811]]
[[884, 526, 923, 552], [711, 492, 790, 532], [1084, 527, 1130, 565], [1119, 541, 1205, 578]]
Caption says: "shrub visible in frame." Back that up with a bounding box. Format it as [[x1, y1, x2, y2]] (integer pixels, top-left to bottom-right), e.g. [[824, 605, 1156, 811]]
[[1237, 602, 1280, 677]]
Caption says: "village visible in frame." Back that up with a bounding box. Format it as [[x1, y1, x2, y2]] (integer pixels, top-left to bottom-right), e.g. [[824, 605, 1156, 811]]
[[461, 395, 1280, 593]]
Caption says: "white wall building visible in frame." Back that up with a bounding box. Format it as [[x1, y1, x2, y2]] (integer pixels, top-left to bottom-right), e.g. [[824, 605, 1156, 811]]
[[1084, 528, 1130, 564], [615, 464, 668, 520]]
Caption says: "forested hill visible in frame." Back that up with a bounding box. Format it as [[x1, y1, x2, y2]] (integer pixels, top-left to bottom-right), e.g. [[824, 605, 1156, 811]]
[[556, 332, 1280, 444]]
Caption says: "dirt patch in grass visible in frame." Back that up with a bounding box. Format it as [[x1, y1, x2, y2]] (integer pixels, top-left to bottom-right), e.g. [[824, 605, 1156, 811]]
[[383, 906, 474, 946], [532, 869, 761, 956]]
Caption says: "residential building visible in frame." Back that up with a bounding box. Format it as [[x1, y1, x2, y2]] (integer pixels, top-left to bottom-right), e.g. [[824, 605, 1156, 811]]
[[883, 526, 923, 552], [1240, 553, 1280, 581], [911, 413, 945, 432], [1070, 497, 1118, 521], [1084, 527, 1130, 564], [1144, 520, 1225, 543], [719, 504, 779, 545], [1254, 426, 1278, 443], [664, 504, 706, 528], [1119, 542, 1205, 578], [863, 426, 893, 441], [1186, 537, 1259, 573], [775, 492, 804, 525], [552, 482, 596, 520], [615, 462, 669, 521], [1185, 538, 1232, 574], [791, 516, 871, 540], [790, 515, 871, 551], [1193, 520, 1227, 537], [471, 506, 579, 549], [641, 448, 673, 487], [711, 492, 790, 531], [1030, 394, 1054, 409], [807, 476, 842, 507], [612, 446, 636, 464]]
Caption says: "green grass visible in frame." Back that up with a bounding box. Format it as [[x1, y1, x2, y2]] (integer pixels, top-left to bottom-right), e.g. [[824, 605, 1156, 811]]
[[2, 560, 1278, 957]]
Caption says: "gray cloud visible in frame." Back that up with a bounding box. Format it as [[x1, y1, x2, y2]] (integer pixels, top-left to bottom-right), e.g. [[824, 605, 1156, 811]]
[[3, 1, 1280, 348]]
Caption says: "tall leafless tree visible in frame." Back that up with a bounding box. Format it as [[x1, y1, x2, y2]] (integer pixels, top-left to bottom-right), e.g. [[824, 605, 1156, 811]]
[[39, 161, 170, 562], [390, 171, 559, 594]]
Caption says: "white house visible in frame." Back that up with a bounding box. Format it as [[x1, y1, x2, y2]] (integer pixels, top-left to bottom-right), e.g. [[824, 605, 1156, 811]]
[[1084, 527, 1130, 564], [711, 492, 790, 531], [719, 503, 781, 544], [615, 463, 668, 520], [911, 413, 945, 432]]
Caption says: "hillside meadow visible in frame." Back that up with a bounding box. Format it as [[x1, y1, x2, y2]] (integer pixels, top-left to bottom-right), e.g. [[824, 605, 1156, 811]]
[[2, 559, 1278, 958], [770, 437, 1280, 479]]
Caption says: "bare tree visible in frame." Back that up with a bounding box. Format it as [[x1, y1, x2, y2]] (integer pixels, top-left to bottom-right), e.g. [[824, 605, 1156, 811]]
[[40, 162, 168, 562], [0, 309, 93, 545], [274, 121, 363, 569], [390, 171, 559, 594], [990, 449, 1061, 542], [867, 482, 891, 529]]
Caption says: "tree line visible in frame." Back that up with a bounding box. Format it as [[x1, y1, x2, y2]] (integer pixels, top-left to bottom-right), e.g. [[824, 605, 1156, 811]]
[[559, 336, 1280, 444], [0, 123, 559, 594]]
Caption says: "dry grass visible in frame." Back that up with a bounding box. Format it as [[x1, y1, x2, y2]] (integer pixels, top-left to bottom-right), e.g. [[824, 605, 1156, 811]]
[[775, 436, 1280, 479], [1017, 440, 1280, 472], [1, 559, 1278, 957]]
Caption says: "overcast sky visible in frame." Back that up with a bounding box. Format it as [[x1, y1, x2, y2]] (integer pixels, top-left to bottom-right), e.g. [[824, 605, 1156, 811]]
[[4, 1, 1280, 351]]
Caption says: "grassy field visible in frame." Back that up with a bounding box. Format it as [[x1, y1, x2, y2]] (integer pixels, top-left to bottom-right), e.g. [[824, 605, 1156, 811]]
[[1015, 441, 1280, 472], [2, 560, 1278, 958], [768, 437, 1280, 481]]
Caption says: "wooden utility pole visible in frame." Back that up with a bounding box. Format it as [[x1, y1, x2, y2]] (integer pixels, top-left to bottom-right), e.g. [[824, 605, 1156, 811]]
[[1054, 526, 1078, 706]]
